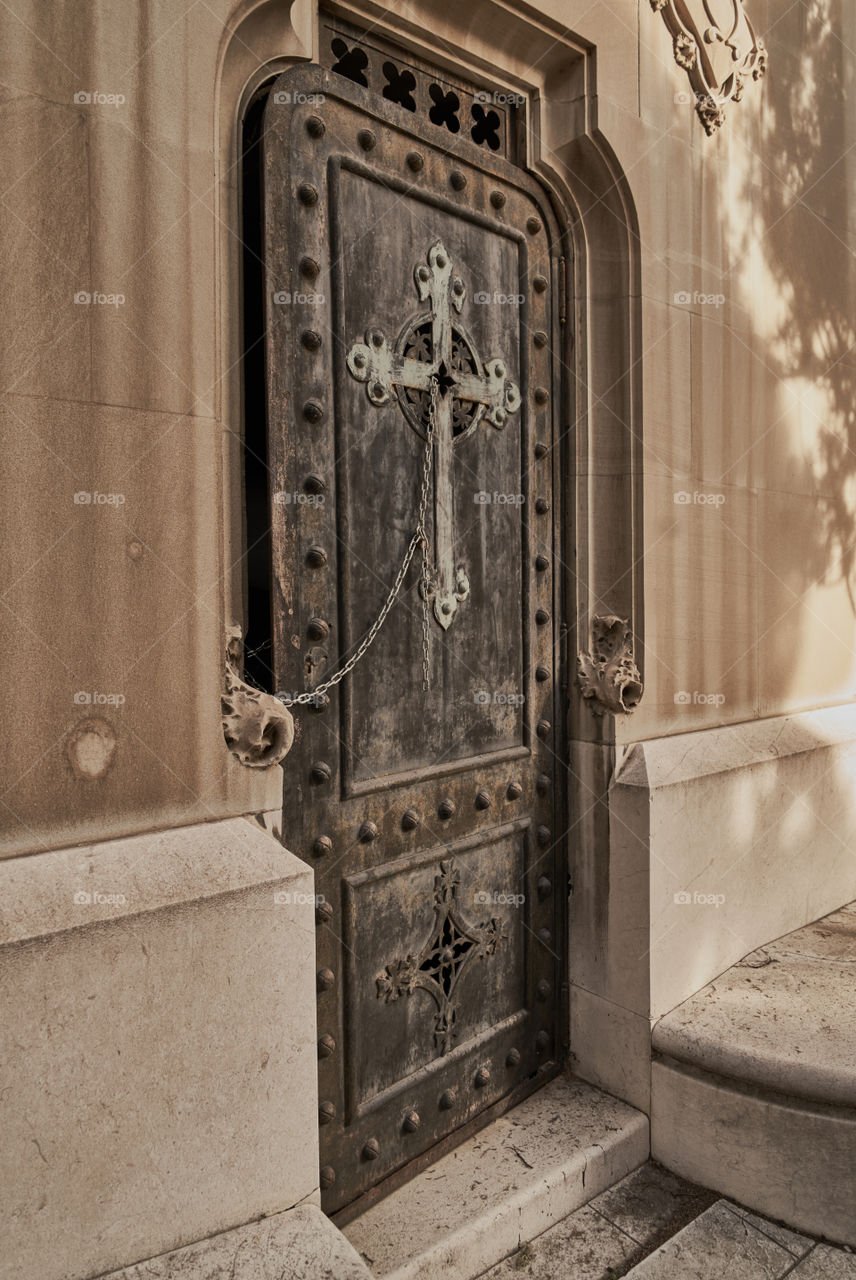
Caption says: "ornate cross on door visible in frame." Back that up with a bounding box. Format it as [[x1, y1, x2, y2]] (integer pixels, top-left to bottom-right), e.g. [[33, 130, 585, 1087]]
[[346, 239, 521, 629]]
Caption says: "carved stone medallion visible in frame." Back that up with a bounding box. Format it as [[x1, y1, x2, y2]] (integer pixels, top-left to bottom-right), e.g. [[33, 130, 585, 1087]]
[[650, 0, 767, 134]]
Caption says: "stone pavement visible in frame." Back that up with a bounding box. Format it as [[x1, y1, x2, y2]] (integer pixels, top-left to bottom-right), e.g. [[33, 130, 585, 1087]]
[[478, 1163, 856, 1279]]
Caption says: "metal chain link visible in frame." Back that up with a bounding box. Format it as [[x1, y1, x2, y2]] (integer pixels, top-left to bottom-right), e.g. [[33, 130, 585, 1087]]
[[278, 376, 437, 708]]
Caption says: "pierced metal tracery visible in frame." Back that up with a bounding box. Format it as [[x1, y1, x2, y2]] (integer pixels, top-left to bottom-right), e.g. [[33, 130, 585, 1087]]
[[376, 859, 507, 1055]]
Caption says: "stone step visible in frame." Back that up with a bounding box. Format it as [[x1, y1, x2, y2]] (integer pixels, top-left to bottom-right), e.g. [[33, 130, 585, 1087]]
[[477, 1161, 717, 1279], [622, 1199, 856, 1279], [651, 900, 856, 1245], [342, 1074, 648, 1280]]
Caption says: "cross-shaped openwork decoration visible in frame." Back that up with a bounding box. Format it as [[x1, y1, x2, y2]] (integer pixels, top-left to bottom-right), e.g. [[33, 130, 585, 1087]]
[[346, 239, 522, 629], [375, 859, 506, 1055]]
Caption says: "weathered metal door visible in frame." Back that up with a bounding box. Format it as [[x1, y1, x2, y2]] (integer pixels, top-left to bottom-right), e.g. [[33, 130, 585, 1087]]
[[262, 51, 567, 1216]]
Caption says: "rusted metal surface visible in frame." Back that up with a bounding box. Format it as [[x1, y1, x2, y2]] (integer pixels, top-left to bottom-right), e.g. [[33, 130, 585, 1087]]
[[263, 63, 567, 1215]]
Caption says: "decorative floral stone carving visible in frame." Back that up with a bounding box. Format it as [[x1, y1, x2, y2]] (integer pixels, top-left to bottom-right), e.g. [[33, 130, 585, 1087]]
[[650, 0, 767, 135], [578, 616, 643, 716], [222, 625, 294, 768]]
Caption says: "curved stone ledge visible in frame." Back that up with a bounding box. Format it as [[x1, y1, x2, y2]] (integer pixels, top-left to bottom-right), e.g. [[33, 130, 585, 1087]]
[[652, 1057, 856, 1248], [653, 901, 856, 1109], [652, 900, 856, 1246]]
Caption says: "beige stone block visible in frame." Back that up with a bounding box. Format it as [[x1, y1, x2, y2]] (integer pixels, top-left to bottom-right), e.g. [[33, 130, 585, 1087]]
[[654, 902, 856, 1108], [570, 741, 650, 1017], [652, 1059, 856, 1247], [0, 819, 320, 1280], [638, 0, 695, 144], [633, 131, 726, 308], [641, 296, 691, 480], [756, 489, 856, 718], [0, 87, 90, 401], [343, 1076, 648, 1280], [0, 394, 278, 859], [690, 316, 780, 491], [570, 985, 652, 1112], [625, 1198, 812, 1278], [88, 118, 216, 415], [616, 707, 856, 1017], [633, 474, 757, 739], [0, 1, 226, 148], [103, 1204, 372, 1279]]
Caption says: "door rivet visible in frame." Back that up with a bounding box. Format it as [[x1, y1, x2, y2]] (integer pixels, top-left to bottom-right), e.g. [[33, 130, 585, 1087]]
[[303, 474, 326, 495], [537, 825, 551, 847], [535, 608, 550, 625], [318, 1034, 336, 1058], [535, 554, 550, 572], [357, 128, 377, 150], [302, 329, 322, 351], [307, 617, 330, 641], [527, 216, 542, 235], [533, 274, 548, 293], [537, 876, 553, 899], [362, 1138, 380, 1160], [534, 442, 549, 459], [359, 820, 378, 843], [534, 387, 549, 405], [490, 190, 506, 209], [475, 788, 492, 810], [538, 927, 552, 946], [438, 798, 456, 819], [303, 400, 324, 423], [313, 834, 333, 857], [298, 182, 318, 205], [401, 808, 420, 831], [300, 256, 320, 280], [407, 151, 424, 172], [320, 1166, 336, 1189], [450, 171, 467, 191], [533, 330, 548, 348], [319, 1100, 336, 1125], [306, 115, 326, 138], [403, 1110, 421, 1133], [535, 1030, 550, 1052], [536, 980, 552, 1002], [307, 545, 328, 568], [474, 1066, 491, 1087], [535, 498, 550, 514], [536, 665, 550, 682], [536, 719, 551, 739], [506, 780, 523, 800], [506, 1047, 521, 1067], [317, 968, 335, 991], [316, 900, 333, 925], [439, 1088, 457, 1109], [310, 762, 332, 784], [536, 773, 551, 794]]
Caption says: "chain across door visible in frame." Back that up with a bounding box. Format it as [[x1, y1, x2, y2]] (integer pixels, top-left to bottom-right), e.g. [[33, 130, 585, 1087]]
[[262, 59, 567, 1216]]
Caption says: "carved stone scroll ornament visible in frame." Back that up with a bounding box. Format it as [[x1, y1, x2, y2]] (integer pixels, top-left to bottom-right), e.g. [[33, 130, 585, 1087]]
[[222, 625, 294, 767], [650, 0, 767, 135], [577, 616, 644, 716]]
